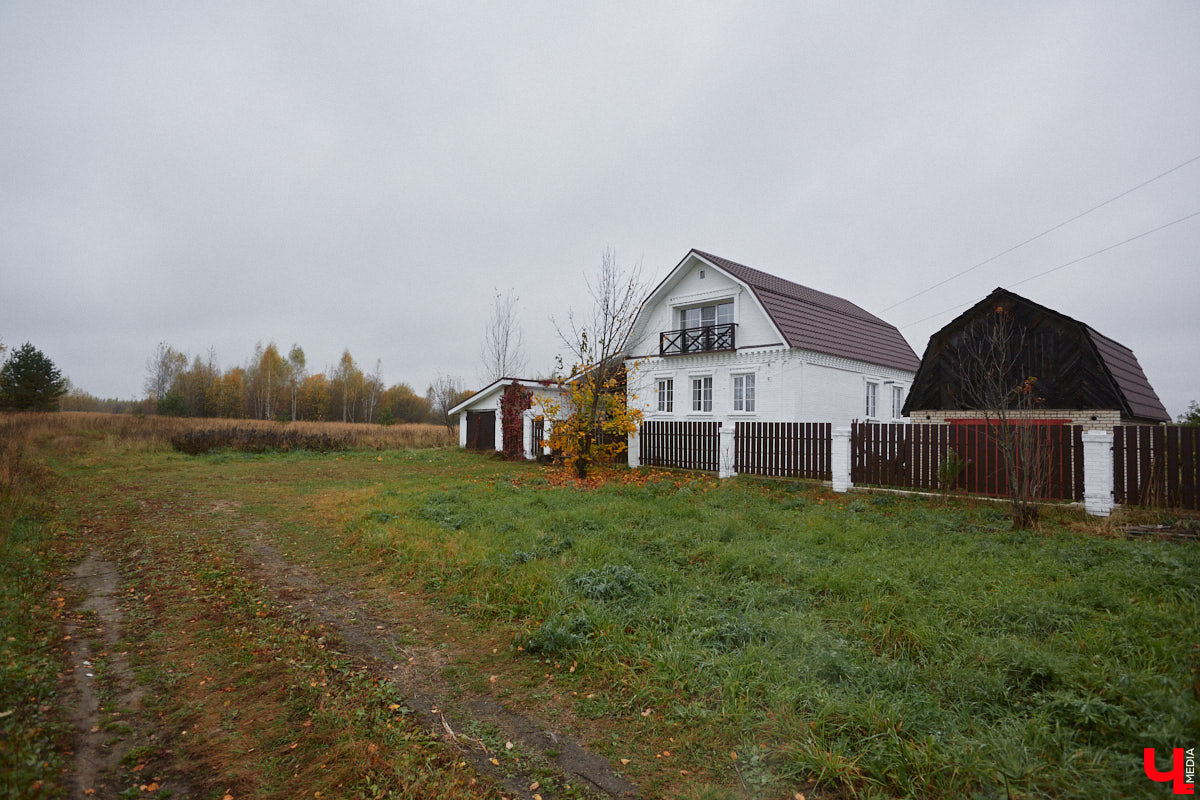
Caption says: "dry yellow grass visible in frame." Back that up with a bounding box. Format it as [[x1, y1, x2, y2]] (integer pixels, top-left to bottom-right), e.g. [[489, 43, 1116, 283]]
[[1, 411, 455, 453]]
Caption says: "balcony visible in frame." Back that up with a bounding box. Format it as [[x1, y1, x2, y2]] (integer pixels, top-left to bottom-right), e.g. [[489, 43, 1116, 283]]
[[659, 323, 736, 356]]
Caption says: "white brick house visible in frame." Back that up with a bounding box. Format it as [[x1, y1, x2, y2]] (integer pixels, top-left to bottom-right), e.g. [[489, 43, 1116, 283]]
[[624, 250, 920, 465]]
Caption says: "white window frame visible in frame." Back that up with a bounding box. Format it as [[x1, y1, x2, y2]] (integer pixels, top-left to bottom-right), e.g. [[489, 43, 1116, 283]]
[[656, 377, 674, 413], [865, 380, 879, 420], [680, 300, 735, 329], [892, 384, 904, 420], [732, 372, 756, 413], [690, 375, 713, 413]]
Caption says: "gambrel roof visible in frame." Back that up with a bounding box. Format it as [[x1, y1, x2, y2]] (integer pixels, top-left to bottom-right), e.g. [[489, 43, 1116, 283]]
[[903, 287, 1169, 422], [684, 250, 920, 372]]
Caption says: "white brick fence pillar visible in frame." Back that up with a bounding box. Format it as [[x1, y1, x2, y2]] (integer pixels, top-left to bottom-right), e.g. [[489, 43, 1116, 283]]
[[1081, 429, 1114, 517], [831, 426, 853, 493], [718, 425, 736, 479], [628, 427, 641, 469]]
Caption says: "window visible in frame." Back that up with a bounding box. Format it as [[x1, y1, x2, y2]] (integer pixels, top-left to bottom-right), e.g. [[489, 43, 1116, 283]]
[[681, 301, 733, 329], [691, 376, 712, 412], [892, 385, 904, 419], [865, 381, 879, 419], [733, 373, 755, 412], [657, 378, 673, 412]]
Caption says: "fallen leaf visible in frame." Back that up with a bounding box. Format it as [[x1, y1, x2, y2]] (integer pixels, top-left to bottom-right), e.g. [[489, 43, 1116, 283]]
[[730, 750, 738, 760], [505, 741, 514, 750], [620, 758, 631, 765], [641, 708, 652, 717], [529, 782, 539, 790], [489, 757, 500, 766]]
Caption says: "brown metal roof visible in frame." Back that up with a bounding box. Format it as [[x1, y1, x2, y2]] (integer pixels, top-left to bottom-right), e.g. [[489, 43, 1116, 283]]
[[692, 250, 921, 372], [1084, 325, 1170, 422]]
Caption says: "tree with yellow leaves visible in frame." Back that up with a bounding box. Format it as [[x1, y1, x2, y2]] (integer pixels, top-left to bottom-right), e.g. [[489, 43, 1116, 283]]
[[543, 248, 646, 478]]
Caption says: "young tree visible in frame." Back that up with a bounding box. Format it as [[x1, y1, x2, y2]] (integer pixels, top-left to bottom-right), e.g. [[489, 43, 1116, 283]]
[[545, 248, 647, 478], [478, 288, 527, 385], [286, 345, 307, 421], [0, 342, 68, 411], [952, 304, 1050, 530], [427, 373, 469, 433]]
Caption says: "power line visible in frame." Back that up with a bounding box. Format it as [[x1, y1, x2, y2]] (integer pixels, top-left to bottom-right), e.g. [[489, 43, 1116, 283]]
[[879, 153, 1200, 314], [899, 208, 1200, 331]]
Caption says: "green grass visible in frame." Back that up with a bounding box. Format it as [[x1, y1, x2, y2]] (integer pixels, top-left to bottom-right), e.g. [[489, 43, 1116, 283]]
[[0, 461, 69, 797], [4, 414, 1198, 798], [342, 460, 1200, 798]]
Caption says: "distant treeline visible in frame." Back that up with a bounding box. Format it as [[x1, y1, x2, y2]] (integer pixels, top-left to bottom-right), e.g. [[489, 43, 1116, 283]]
[[130, 342, 470, 426]]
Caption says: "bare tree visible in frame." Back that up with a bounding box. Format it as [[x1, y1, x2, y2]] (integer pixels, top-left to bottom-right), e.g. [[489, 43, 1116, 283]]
[[953, 305, 1050, 530], [478, 288, 527, 385], [144, 342, 187, 403], [548, 248, 647, 478], [428, 373, 469, 433]]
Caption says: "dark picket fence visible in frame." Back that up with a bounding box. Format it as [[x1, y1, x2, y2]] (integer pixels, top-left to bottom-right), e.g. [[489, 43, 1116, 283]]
[[639, 420, 721, 471], [1113, 424, 1199, 510], [735, 421, 831, 480], [851, 421, 1084, 502]]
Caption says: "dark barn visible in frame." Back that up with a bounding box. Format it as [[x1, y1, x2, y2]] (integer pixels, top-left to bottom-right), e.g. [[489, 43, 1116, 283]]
[[903, 288, 1169, 428]]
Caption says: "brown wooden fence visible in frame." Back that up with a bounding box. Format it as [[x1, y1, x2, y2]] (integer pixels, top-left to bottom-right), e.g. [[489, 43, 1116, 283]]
[[639, 420, 721, 471], [1114, 424, 1199, 510], [735, 422, 831, 480], [851, 421, 1084, 501]]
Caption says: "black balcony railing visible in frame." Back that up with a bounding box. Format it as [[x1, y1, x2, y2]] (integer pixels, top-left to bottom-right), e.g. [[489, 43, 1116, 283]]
[[659, 323, 736, 356]]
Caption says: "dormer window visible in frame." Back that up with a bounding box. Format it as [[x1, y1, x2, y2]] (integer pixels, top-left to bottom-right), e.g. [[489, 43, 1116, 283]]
[[680, 301, 733, 329]]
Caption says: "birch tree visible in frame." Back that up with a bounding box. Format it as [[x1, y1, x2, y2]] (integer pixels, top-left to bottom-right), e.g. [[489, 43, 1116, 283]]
[[478, 288, 527, 384]]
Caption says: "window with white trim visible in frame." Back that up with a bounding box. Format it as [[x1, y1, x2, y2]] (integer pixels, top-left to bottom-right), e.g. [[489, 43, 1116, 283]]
[[865, 381, 879, 419], [681, 301, 734, 329], [657, 378, 673, 412], [691, 376, 712, 412], [732, 373, 755, 412], [892, 385, 904, 420]]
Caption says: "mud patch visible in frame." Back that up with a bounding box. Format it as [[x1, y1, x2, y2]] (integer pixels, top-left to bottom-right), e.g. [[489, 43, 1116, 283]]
[[246, 538, 639, 798], [62, 551, 188, 800]]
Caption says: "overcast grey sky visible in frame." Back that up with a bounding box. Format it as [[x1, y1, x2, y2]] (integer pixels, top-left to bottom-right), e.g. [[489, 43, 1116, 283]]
[[2, 2, 1198, 416]]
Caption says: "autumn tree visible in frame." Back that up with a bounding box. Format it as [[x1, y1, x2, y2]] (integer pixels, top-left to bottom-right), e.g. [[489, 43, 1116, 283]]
[[330, 350, 364, 422], [0, 342, 68, 411], [208, 368, 247, 419], [144, 342, 186, 406], [544, 248, 646, 478], [478, 288, 527, 385], [170, 349, 219, 417], [381, 382, 431, 424], [297, 373, 331, 421]]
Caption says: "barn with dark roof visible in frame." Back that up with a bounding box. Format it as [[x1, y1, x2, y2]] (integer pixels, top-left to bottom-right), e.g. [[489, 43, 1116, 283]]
[[903, 287, 1169, 428], [624, 249, 919, 445]]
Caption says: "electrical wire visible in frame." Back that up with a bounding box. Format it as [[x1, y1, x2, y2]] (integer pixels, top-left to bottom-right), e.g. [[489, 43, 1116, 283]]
[[879, 153, 1200, 314], [899, 208, 1200, 330]]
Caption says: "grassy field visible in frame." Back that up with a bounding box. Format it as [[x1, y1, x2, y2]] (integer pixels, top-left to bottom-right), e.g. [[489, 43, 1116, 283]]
[[2, 412, 1198, 799]]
